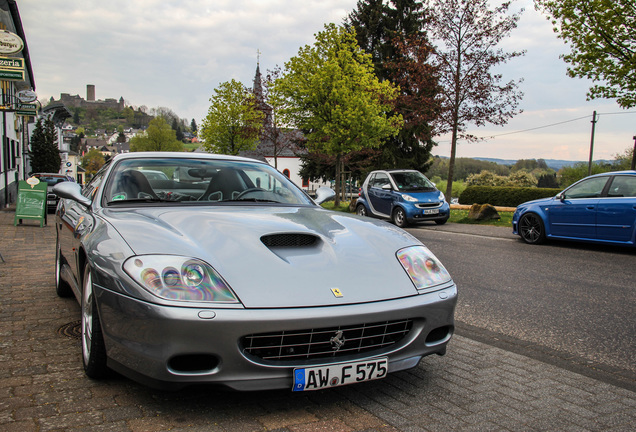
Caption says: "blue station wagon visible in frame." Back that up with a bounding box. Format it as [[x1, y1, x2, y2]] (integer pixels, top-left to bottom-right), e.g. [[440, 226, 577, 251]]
[[512, 170, 636, 247]]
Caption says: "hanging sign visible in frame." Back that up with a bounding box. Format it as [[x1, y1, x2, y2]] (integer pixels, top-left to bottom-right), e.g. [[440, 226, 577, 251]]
[[17, 89, 37, 103], [0, 30, 24, 54], [0, 56, 24, 81]]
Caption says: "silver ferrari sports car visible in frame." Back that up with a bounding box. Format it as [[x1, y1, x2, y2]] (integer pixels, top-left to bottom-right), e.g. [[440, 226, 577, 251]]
[[53, 152, 457, 391]]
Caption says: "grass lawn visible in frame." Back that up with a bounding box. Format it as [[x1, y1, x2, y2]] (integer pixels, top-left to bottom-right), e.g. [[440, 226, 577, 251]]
[[322, 202, 514, 228]]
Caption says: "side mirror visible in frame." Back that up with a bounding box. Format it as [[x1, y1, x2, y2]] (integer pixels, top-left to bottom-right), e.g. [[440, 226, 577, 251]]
[[381, 184, 393, 190], [53, 181, 92, 208], [556, 192, 565, 201], [314, 187, 336, 205]]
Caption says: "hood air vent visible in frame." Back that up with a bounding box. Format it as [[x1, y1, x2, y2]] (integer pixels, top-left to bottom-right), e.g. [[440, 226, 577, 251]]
[[261, 233, 319, 248]]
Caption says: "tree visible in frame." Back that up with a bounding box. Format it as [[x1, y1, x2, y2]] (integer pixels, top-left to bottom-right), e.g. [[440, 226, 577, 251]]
[[30, 117, 61, 173], [200, 79, 264, 155], [129, 116, 184, 152], [81, 148, 106, 178], [347, 0, 440, 172], [424, 0, 525, 200], [272, 23, 402, 205], [535, 0, 636, 108], [190, 118, 197, 135]]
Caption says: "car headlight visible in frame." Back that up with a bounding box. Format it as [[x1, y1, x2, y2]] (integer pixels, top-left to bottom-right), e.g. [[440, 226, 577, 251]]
[[401, 194, 418, 202], [123, 255, 240, 303], [396, 246, 452, 290]]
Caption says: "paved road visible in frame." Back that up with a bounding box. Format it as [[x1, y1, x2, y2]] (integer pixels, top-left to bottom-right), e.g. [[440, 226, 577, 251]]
[[1, 209, 635, 431], [408, 223, 636, 389]]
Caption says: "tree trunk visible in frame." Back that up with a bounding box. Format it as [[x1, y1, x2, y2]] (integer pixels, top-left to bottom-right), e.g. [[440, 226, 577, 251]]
[[334, 153, 341, 207]]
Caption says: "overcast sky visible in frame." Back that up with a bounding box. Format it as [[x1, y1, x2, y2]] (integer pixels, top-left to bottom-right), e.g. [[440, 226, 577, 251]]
[[18, 0, 636, 162]]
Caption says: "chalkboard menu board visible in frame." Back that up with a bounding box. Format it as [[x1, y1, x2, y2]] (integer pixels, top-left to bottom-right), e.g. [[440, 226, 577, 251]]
[[14, 179, 47, 227]]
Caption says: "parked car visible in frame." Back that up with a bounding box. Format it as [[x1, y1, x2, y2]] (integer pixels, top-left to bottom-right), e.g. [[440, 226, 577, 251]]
[[512, 170, 636, 247], [30, 172, 74, 212], [53, 152, 457, 391], [356, 169, 450, 227]]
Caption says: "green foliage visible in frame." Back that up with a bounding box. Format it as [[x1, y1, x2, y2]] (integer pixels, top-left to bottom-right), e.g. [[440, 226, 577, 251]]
[[273, 24, 402, 157], [449, 208, 513, 227], [347, 0, 438, 172], [535, 0, 636, 108], [200, 79, 264, 155], [66, 105, 153, 133], [459, 186, 561, 207], [129, 117, 184, 152], [556, 162, 614, 188], [81, 148, 106, 176], [273, 23, 402, 204], [612, 146, 634, 170], [436, 179, 466, 199], [29, 117, 61, 173]]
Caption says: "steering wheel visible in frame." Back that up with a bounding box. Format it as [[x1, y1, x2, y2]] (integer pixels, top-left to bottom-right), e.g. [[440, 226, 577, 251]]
[[235, 188, 267, 200]]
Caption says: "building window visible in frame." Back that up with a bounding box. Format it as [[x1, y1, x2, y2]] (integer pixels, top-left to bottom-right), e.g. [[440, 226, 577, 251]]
[[302, 178, 309, 187], [283, 169, 290, 178]]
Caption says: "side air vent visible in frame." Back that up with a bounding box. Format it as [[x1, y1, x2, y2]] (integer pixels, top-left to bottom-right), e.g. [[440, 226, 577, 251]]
[[261, 233, 319, 248]]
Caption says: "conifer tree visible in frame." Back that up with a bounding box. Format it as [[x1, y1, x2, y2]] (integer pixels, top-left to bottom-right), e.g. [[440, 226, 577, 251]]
[[29, 117, 61, 174]]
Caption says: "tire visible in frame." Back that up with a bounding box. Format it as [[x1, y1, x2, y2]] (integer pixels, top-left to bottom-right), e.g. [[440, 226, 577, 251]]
[[435, 218, 449, 225], [356, 204, 368, 217], [392, 207, 408, 228], [519, 213, 546, 245], [55, 240, 73, 298], [81, 263, 108, 379]]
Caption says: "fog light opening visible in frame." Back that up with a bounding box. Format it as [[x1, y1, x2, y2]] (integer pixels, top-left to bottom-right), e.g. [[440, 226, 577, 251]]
[[168, 354, 219, 374], [425, 325, 452, 345]]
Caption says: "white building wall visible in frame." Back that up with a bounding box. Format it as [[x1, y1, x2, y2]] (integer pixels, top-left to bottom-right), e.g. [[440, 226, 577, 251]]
[[265, 156, 329, 193]]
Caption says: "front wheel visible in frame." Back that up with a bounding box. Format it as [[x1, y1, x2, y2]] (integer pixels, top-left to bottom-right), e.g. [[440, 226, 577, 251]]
[[356, 204, 368, 217], [81, 263, 108, 379], [392, 207, 408, 228], [519, 213, 546, 245]]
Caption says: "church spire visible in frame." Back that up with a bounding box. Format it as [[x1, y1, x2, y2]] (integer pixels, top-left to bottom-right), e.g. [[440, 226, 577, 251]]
[[253, 49, 263, 104]]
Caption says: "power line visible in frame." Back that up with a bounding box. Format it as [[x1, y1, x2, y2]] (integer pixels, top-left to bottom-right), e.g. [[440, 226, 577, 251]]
[[436, 110, 636, 142]]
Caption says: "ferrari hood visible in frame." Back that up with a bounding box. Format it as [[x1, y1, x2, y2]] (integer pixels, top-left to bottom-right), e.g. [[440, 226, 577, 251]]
[[102, 206, 427, 308]]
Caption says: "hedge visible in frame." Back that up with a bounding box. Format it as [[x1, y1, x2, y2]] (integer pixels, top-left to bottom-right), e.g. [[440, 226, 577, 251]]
[[458, 186, 562, 207]]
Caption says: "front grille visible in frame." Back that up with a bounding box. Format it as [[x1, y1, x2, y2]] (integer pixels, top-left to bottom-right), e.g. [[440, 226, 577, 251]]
[[415, 202, 442, 209], [261, 233, 319, 248], [242, 319, 413, 363]]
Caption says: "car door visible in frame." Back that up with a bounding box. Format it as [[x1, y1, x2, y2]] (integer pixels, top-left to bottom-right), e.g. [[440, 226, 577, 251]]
[[547, 176, 609, 239], [58, 169, 106, 279], [596, 175, 636, 243], [366, 172, 393, 216]]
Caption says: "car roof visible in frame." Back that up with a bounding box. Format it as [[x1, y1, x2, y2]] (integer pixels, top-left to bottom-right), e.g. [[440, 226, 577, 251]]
[[370, 169, 420, 174], [585, 170, 636, 179]]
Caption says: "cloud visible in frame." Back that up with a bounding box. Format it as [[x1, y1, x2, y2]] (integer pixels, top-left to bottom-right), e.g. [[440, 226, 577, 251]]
[[18, 0, 636, 161]]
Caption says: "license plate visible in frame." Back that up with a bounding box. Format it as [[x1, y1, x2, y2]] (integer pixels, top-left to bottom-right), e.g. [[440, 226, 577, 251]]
[[424, 209, 439, 215], [293, 357, 388, 391]]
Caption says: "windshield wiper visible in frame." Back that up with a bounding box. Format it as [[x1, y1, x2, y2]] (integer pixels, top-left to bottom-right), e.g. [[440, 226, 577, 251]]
[[107, 197, 172, 205]]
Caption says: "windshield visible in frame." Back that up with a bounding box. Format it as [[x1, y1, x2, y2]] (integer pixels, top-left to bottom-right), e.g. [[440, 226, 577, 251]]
[[103, 157, 314, 206], [390, 171, 436, 192]]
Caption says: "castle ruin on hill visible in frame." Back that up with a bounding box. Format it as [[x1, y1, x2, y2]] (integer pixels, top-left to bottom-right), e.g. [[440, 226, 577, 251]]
[[50, 84, 125, 111]]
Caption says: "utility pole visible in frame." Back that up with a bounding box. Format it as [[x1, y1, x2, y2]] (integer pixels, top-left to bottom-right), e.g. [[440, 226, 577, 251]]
[[631, 135, 636, 171], [588, 111, 598, 176]]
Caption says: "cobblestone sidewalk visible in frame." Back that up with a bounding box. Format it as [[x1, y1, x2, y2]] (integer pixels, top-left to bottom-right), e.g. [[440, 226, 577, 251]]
[[1, 208, 634, 431]]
